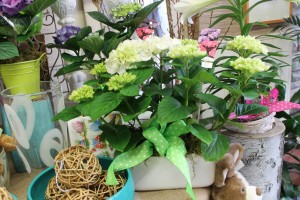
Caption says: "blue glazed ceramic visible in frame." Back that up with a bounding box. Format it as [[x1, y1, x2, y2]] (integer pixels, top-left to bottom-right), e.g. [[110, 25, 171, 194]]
[[27, 157, 134, 200]]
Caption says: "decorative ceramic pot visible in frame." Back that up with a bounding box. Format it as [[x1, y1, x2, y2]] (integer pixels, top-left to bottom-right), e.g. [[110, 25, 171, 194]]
[[132, 154, 215, 191], [51, 0, 76, 25]]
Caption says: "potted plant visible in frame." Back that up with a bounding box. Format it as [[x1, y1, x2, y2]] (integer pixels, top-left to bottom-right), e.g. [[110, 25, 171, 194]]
[[0, 0, 56, 94], [50, 1, 293, 200]]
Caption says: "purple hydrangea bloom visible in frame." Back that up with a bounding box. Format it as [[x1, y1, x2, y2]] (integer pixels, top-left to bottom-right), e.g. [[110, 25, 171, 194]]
[[53, 25, 81, 44], [0, 0, 31, 16], [198, 28, 221, 43]]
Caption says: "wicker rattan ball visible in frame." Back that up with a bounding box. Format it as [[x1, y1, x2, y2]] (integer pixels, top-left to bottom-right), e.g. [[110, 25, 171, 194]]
[[0, 187, 13, 200], [61, 188, 97, 200], [54, 145, 102, 188], [90, 171, 126, 199], [45, 177, 68, 199]]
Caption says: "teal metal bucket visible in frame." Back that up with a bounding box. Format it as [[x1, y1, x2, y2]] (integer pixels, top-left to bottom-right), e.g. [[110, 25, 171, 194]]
[[27, 157, 135, 200]]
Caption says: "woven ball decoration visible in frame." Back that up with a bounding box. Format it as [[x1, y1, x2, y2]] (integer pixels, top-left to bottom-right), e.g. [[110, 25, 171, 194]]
[[0, 187, 13, 200], [61, 188, 97, 200], [45, 177, 68, 199], [90, 171, 126, 199], [54, 145, 102, 188]]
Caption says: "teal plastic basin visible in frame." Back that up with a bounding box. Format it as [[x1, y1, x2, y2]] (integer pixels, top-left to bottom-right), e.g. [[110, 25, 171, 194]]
[[27, 157, 134, 200], [11, 193, 18, 199]]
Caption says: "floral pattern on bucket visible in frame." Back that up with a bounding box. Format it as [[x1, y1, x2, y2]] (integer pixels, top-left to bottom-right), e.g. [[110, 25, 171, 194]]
[[68, 116, 120, 158]]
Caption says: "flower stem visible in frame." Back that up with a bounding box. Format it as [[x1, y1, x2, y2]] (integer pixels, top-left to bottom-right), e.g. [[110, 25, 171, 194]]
[[185, 60, 190, 107], [125, 99, 142, 127], [99, 117, 117, 131]]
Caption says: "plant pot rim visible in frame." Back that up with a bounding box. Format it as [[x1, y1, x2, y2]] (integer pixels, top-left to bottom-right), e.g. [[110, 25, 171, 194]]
[[222, 119, 285, 138], [230, 112, 276, 125]]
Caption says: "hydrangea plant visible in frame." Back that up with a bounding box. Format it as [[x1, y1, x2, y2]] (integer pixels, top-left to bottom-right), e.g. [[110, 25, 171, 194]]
[[47, 1, 163, 77], [54, 37, 232, 200], [53, 0, 292, 199]]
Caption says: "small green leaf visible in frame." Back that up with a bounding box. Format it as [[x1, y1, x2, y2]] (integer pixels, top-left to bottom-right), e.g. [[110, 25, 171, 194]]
[[65, 37, 80, 51], [201, 131, 229, 161], [0, 41, 19, 60], [77, 35, 104, 54], [242, 90, 260, 100], [84, 79, 99, 87], [195, 93, 227, 117], [54, 62, 83, 76], [61, 53, 85, 62], [128, 67, 154, 85], [52, 106, 81, 121], [88, 11, 115, 28], [157, 97, 194, 124], [193, 69, 220, 84], [122, 97, 151, 122], [120, 85, 139, 96], [76, 26, 92, 41], [234, 103, 269, 116], [101, 125, 131, 152], [123, 131, 144, 152], [143, 83, 160, 96], [189, 124, 213, 145], [178, 76, 198, 88]]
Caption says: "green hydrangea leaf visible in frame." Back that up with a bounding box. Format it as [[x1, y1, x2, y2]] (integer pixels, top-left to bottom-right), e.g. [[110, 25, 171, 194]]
[[77, 35, 104, 54], [77, 92, 123, 121], [201, 131, 229, 161], [52, 106, 81, 122], [157, 97, 194, 124], [189, 124, 213, 145], [120, 85, 139, 96], [101, 125, 131, 152], [0, 41, 19, 60]]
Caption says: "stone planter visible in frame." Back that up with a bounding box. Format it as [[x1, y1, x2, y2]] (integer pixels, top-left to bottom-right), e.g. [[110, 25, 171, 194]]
[[222, 119, 285, 200], [132, 154, 215, 191]]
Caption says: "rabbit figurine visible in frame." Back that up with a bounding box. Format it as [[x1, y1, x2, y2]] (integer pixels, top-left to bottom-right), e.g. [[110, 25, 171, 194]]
[[212, 143, 262, 200]]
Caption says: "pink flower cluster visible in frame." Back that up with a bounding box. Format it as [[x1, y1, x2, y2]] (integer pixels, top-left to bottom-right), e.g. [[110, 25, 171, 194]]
[[198, 28, 220, 58], [136, 26, 154, 40]]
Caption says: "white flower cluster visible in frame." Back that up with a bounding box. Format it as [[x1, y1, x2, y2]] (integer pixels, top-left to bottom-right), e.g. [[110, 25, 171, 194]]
[[105, 36, 182, 74], [227, 35, 268, 56]]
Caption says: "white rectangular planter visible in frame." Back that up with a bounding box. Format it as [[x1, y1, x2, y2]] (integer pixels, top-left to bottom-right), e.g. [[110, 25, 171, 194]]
[[132, 154, 215, 191]]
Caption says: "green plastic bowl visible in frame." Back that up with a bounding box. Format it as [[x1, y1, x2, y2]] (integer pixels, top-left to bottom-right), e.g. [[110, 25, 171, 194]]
[[27, 157, 134, 200]]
